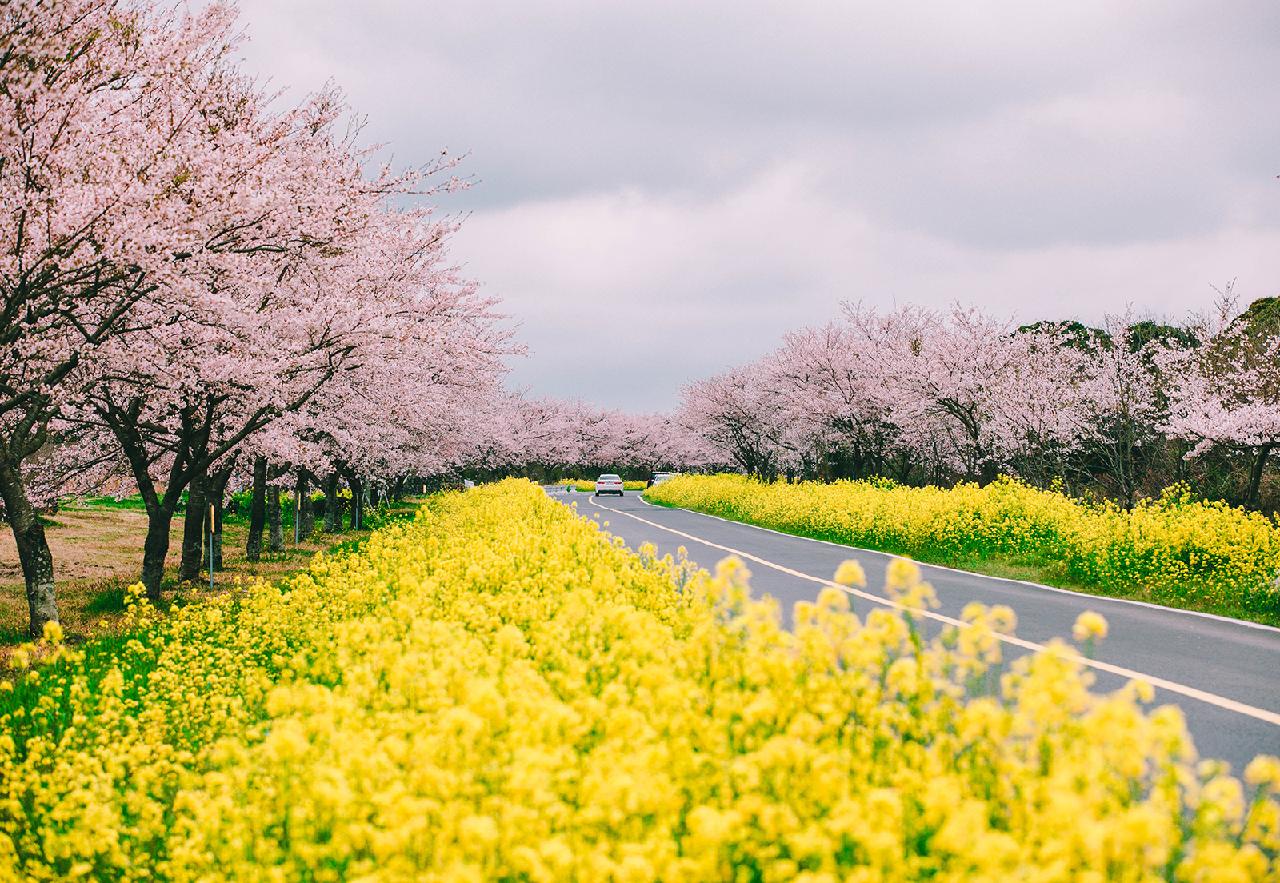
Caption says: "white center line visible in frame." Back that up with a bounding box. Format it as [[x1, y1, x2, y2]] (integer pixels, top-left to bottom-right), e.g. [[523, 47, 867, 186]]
[[589, 496, 1280, 728]]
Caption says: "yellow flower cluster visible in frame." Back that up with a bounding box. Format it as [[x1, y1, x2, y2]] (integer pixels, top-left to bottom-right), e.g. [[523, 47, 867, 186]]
[[1, 479, 1277, 880], [559, 478, 648, 492], [646, 474, 1280, 624]]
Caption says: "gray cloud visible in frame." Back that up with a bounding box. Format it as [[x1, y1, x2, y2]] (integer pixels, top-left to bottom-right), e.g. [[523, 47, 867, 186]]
[[239, 0, 1280, 409]]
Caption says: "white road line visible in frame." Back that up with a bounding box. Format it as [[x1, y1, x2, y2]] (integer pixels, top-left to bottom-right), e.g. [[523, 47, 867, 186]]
[[633, 495, 1280, 635], [590, 496, 1280, 728]]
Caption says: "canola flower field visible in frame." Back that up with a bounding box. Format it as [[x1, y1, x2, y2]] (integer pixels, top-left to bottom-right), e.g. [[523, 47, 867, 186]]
[[645, 474, 1280, 626], [559, 478, 649, 492], [1, 479, 1278, 880]]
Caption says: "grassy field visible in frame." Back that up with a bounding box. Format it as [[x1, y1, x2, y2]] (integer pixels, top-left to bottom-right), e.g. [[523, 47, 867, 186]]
[[645, 474, 1280, 627], [0, 495, 415, 647]]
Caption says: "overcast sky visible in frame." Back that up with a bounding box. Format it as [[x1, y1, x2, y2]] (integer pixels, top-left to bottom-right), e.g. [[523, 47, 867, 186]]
[[238, 1, 1280, 411]]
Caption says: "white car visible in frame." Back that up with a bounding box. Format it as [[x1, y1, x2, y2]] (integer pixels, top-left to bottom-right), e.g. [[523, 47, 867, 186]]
[[594, 474, 624, 496], [647, 472, 676, 488]]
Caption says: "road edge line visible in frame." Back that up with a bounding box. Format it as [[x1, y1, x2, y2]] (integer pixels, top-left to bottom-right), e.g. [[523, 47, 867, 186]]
[[634, 494, 1280, 635]]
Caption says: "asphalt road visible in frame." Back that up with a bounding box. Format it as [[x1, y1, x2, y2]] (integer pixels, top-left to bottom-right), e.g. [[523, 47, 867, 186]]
[[552, 487, 1280, 773]]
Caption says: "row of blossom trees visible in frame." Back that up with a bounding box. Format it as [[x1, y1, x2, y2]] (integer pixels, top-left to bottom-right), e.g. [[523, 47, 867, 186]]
[[0, 1, 518, 636], [676, 295, 1280, 511], [470, 397, 722, 481]]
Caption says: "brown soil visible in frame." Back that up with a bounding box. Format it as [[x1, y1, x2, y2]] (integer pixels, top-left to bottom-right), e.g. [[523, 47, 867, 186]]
[[0, 508, 152, 587]]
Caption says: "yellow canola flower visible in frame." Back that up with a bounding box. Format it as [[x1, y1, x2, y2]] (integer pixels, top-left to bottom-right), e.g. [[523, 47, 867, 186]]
[[886, 557, 921, 591], [1072, 610, 1109, 643], [1245, 756, 1280, 790], [833, 559, 866, 587], [39, 622, 63, 646], [6, 647, 29, 671], [1129, 678, 1156, 704], [0, 479, 1276, 881]]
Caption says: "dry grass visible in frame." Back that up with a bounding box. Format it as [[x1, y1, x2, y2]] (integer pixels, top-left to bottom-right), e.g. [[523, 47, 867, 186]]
[[0, 501, 414, 646]]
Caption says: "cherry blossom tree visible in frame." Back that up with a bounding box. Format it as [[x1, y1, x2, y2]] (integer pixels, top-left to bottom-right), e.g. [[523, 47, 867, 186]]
[[770, 322, 907, 480], [838, 303, 1097, 484], [679, 365, 802, 479], [1075, 312, 1166, 508], [0, 0, 246, 633], [993, 323, 1098, 488], [270, 267, 512, 535], [1162, 294, 1280, 509]]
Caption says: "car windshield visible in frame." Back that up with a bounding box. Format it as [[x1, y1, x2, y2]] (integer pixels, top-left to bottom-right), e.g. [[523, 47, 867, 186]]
[[599, 474, 620, 480]]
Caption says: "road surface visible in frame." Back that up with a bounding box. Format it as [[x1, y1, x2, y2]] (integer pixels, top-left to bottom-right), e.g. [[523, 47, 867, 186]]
[[553, 488, 1280, 773]]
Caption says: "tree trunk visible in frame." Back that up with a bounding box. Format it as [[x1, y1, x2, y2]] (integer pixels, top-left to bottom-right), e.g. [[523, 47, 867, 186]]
[[1245, 444, 1273, 510], [296, 472, 314, 541], [140, 506, 175, 603], [0, 458, 59, 637], [211, 508, 223, 571], [246, 457, 267, 561], [349, 475, 364, 530], [302, 485, 316, 539], [179, 469, 209, 583], [323, 471, 340, 532], [206, 466, 232, 572], [267, 485, 284, 552]]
